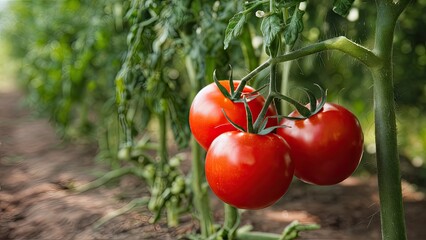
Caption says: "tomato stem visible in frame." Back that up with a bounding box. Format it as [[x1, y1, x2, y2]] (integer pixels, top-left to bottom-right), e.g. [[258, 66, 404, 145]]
[[223, 204, 240, 239], [370, 1, 409, 239], [158, 106, 168, 165], [233, 36, 381, 102], [280, 44, 292, 115], [240, 24, 259, 71], [233, 58, 272, 100], [185, 55, 214, 237], [190, 137, 214, 236], [253, 94, 274, 132], [274, 36, 381, 67]]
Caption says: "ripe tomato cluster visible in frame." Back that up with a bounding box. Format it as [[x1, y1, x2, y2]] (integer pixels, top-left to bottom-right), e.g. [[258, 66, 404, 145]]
[[189, 80, 278, 150], [189, 81, 364, 210]]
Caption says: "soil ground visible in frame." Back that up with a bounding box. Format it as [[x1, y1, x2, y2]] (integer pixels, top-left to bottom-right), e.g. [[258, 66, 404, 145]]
[[1, 87, 426, 240]]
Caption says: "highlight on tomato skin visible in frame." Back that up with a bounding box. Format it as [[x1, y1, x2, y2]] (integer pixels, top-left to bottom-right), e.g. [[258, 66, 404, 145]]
[[205, 131, 294, 210], [277, 103, 364, 186], [189, 80, 277, 150]]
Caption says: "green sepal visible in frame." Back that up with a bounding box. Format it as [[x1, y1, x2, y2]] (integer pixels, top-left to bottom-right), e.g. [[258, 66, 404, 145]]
[[242, 97, 255, 133], [255, 115, 291, 135], [274, 92, 312, 117], [221, 109, 245, 132], [310, 83, 327, 115], [213, 69, 232, 99], [332, 0, 355, 17], [233, 84, 268, 103], [278, 115, 306, 121], [302, 87, 317, 112], [275, 84, 327, 119], [258, 124, 290, 135], [257, 115, 270, 134], [228, 64, 235, 96]]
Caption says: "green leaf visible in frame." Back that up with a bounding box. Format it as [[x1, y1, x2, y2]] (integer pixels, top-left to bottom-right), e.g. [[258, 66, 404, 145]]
[[277, 0, 306, 8], [261, 13, 282, 49], [332, 0, 355, 17], [224, 12, 247, 50], [168, 97, 190, 149], [283, 8, 304, 46]]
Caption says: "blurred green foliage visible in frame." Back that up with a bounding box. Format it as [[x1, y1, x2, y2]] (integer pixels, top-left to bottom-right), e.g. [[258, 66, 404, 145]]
[[1, 0, 128, 139]]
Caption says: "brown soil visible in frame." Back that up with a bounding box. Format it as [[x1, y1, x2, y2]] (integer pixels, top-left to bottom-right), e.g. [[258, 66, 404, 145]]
[[1, 89, 425, 240]]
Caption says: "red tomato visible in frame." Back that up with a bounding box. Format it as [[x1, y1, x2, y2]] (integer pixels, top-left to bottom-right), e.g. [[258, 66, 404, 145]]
[[189, 80, 277, 150], [277, 103, 363, 185], [205, 131, 294, 209]]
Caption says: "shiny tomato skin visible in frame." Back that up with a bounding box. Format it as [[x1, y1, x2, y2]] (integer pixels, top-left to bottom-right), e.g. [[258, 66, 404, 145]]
[[277, 103, 364, 185], [205, 131, 294, 210], [189, 80, 277, 150]]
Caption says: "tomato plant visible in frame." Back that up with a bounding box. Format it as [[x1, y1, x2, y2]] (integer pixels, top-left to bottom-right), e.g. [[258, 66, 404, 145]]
[[277, 103, 364, 185], [5, 0, 417, 238], [189, 80, 277, 150], [205, 131, 294, 210]]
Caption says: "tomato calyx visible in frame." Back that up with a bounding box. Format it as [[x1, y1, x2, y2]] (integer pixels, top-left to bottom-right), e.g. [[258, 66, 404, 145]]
[[213, 66, 282, 135], [213, 65, 261, 102], [222, 96, 285, 135], [213, 66, 236, 100], [213, 65, 327, 134], [275, 83, 328, 120]]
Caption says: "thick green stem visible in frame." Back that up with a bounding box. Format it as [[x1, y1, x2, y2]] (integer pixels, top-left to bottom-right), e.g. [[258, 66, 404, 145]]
[[269, 61, 278, 93], [371, 1, 408, 239], [373, 66, 406, 240], [185, 56, 214, 237], [236, 231, 281, 240], [274, 36, 381, 67], [158, 109, 168, 165], [253, 61, 278, 131], [191, 138, 214, 237], [233, 36, 381, 99], [280, 45, 292, 115], [233, 58, 272, 98], [158, 109, 177, 227], [372, 67, 407, 240], [166, 197, 179, 227], [240, 24, 259, 71], [223, 204, 239, 239]]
